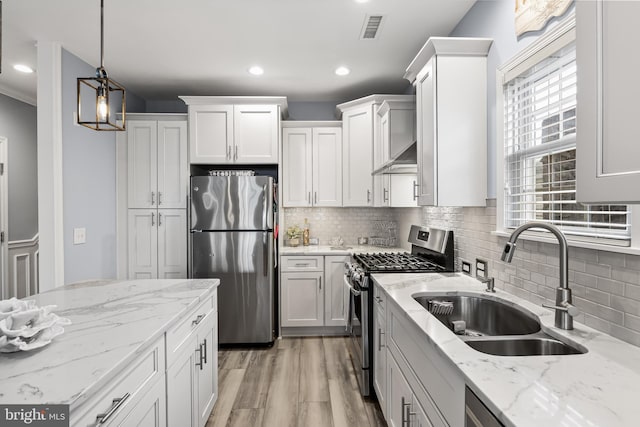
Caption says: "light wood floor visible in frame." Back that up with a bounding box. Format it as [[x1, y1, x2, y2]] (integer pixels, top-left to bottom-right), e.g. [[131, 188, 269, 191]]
[[206, 336, 387, 427]]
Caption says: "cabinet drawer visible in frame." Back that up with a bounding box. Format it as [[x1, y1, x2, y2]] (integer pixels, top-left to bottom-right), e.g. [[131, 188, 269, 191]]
[[71, 337, 165, 427], [166, 295, 215, 368], [281, 256, 324, 272]]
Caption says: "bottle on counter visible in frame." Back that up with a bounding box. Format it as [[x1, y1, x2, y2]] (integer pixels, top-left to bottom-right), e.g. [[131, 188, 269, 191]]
[[303, 218, 310, 246]]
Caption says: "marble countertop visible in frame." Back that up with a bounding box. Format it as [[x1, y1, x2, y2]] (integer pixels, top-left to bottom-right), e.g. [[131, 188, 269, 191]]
[[373, 273, 640, 427], [0, 278, 219, 410], [280, 244, 406, 255]]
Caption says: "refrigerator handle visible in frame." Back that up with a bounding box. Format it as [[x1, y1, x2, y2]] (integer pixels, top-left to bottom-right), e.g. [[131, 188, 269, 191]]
[[263, 232, 269, 276], [263, 184, 268, 228]]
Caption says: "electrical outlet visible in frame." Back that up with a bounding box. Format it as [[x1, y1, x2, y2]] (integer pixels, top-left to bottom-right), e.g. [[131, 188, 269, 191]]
[[73, 227, 86, 245], [476, 259, 488, 279], [461, 260, 472, 276]]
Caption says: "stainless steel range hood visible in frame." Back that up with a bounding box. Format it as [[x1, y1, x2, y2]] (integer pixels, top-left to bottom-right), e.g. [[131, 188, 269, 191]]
[[372, 141, 418, 175]]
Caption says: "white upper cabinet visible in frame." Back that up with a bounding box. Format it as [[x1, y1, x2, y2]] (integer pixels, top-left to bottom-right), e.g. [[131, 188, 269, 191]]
[[405, 37, 492, 207], [234, 105, 279, 163], [188, 105, 234, 164], [338, 95, 416, 207], [576, 1, 640, 203], [282, 122, 342, 207], [181, 97, 287, 165], [128, 120, 187, 209]]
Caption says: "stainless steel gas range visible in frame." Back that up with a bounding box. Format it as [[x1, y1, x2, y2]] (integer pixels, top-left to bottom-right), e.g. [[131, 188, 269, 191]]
[[344, 225, 455, 397]]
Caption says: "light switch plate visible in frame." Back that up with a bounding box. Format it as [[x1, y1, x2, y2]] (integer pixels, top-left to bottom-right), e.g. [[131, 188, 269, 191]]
[[476, 259, 488, 279], [73, 227, 86, 245], [461, 260, 472, 276]]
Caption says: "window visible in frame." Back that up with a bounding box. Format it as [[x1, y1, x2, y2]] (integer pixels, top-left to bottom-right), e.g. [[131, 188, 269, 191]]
[[501, 33, 631, 245]]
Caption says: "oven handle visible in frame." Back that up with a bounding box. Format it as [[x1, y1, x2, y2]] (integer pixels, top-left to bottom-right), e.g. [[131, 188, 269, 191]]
[[344, 274, 358, 333]]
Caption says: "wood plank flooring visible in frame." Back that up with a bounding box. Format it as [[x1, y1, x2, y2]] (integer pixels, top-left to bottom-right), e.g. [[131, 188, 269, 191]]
[[207, 337, 387, 427]]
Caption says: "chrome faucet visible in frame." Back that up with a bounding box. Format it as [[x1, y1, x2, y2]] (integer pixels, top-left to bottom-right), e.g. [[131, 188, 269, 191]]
[[501, 222, 579, 330]]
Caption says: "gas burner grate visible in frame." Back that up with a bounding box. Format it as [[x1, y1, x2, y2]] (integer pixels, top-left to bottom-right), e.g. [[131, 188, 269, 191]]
[[353, 252, 446, 273]]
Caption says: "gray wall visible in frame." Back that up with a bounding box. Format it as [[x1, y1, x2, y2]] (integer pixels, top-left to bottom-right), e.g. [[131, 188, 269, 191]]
[[61, 49, 117, 284], [449, 0, 575, 198], [0, 94, 38, 241], [145, 99, 187, 113], [287, 101, 340, 120]]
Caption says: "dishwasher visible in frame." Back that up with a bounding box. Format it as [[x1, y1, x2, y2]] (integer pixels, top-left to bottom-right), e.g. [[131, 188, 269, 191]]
[[465, 387, 504, 427]]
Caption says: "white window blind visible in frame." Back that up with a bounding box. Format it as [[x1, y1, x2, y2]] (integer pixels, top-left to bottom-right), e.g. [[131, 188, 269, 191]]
[[503, 41, 631, 244]]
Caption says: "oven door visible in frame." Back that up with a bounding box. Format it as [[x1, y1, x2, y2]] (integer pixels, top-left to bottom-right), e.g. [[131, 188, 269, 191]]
[[344, 274, 371, 396]]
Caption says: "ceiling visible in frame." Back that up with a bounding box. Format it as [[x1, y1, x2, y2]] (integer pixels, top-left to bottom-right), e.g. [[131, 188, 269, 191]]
[[0, 0, 475, 105]]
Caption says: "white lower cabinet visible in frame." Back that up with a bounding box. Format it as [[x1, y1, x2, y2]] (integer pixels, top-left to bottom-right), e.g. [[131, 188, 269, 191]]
[[167, 299, 218, 427], [128, 209, 187, 279], [280, 255, 349, 331], [114, 376, 166, 427], [375, 281, 464, 427]]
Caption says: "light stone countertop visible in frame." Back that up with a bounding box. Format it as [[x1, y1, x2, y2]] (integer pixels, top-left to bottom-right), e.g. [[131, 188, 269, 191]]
[[0, 278, 219, 410], [279, 244, 406, 256], [373, 272, 640, 427]]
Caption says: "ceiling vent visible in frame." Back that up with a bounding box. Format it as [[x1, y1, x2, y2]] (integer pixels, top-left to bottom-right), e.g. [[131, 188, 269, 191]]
[[360, 15, 384, 40]]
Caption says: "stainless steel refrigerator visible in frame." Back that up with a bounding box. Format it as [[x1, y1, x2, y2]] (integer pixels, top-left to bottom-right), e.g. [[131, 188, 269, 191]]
[[190, 175, 275, 345]]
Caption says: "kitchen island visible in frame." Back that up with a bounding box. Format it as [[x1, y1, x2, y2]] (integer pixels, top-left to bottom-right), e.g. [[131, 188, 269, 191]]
[[373, 272, 640, 427], [0, 278, 219, 426]]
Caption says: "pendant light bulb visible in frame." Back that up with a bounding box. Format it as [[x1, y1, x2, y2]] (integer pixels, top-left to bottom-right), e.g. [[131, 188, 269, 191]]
[[97, 87, 108, 122]]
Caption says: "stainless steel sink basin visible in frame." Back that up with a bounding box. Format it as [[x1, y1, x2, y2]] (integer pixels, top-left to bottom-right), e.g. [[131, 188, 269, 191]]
[[466, 338, 586, 356], [413, 293, 587, 356], [413, 295, 541, 336]]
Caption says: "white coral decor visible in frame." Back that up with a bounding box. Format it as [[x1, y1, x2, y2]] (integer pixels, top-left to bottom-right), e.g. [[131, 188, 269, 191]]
[[0, 298, 71, 353]]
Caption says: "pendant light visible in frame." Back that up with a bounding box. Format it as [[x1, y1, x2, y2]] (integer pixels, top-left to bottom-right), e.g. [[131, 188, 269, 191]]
[[77, 0, 126, 131]]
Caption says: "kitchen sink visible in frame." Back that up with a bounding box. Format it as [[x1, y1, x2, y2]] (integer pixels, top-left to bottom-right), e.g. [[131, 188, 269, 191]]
[[413, 293, 587, 356], [466, 338, 586, 356], [413, 294, 541, 336]]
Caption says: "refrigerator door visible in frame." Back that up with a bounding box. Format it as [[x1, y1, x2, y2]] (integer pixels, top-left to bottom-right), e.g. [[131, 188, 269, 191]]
[[191, 230, 274, 344], [191, 176, 274, 231]]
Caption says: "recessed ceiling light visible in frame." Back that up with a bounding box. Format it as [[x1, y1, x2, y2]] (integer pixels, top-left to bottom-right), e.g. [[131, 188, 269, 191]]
[[335, 66, 350, 76], [14, 64, 34, 74], [355, 0, 370, 3], [248, 66, 264, 76]]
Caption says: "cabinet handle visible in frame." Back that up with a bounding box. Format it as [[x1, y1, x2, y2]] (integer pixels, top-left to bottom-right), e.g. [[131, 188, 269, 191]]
[[158, 213, 162, 226], [195, 344, 203, 370], [413, 181, 418, 201], [314, 192, 318, 204], [295, 263, 308, 267], [378, 328, 385, 351], [96, 392, 131, 424], [383, 188, 389, 203], [401, 397, 410, 426], [151, 191, 155, 206], [367, 189, 371, 203], [158, 191, 162, 206], [203, 338, 207, 364], [308, 192, 311, 204], [151, 212, 155, 227], [192, 314, 205, 326], [319, 277, 322, 291], [234, 145, 238, 160], [227, 146, 232, 160]]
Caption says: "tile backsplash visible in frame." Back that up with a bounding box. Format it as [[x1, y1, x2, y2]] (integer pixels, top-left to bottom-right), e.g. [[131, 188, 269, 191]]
[[395, 199, 640, 347], [283, 207, 395, 246]]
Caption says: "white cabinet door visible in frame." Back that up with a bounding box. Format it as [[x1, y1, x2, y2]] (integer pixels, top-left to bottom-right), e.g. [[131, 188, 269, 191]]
[[342, 105, 374, 206], [416, 59, 436, 206], [196, 312, 217, 427], [313, 127, 343, 207], [373, 307, 387, 418], [324, 256, 349, 327], [390, 174, 418, 207], [413, 395, 435, 427], [189, 105, 233, 164], [282, 128, 312, 207], [115, 376, 167, 427], [281, 272, 324, 327], [387, 350, 413, 427], [157, 210, 187, 279], [233, 104, 279, 164], [167, 334, 198, 427], [128, 209, 158, 279], [576, 0, 640, 203], [127, 121, 158, 209], [157, 121, 187, 209]]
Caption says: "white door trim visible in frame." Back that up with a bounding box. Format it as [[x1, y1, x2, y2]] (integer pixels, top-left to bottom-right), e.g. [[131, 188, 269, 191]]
[[36, 41, 65, 291], [0, 136, 8, 299]]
